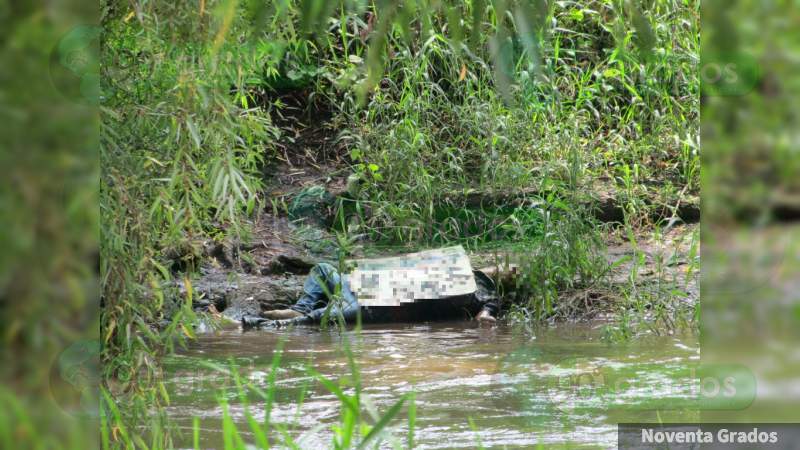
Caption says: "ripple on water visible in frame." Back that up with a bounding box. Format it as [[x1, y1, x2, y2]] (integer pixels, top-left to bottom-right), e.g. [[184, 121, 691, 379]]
[[164, 321, 698, 448]]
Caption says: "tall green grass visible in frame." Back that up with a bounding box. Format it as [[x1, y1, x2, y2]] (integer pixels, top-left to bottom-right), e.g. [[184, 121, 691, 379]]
[[97, 0, 698, 446], [100, 0, 699, 358], [323, 0, 698, 242], [99, 342, 416, 449], [101, 0, 278, 393]]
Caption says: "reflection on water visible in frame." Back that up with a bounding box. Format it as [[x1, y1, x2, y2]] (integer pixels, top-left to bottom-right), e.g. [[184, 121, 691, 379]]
[[163, 321, 699, 449]]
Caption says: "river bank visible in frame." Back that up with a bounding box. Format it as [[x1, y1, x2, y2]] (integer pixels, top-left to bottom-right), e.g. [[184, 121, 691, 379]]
[[183, 184, 698, 335]]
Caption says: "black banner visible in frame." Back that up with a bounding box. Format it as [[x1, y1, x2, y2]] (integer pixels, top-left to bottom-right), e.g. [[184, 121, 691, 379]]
[[619, 423, 800, 449]]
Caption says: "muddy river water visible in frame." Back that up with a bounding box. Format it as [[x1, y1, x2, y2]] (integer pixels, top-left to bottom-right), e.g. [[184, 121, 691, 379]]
[[163, 321, 699, 449]]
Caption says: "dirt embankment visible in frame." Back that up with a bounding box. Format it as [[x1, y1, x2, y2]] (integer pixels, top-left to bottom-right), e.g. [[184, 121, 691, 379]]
[[184, 200, 698, 324], [184, 216, 335, 321]]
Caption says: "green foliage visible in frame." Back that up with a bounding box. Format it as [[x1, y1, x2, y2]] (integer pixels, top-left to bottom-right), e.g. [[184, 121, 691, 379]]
[[101, 0, 275, 382], [95, 0, 699, 446], [99, 344, 415, 449], [0, 3, 101, 450], [501, 198, 609, 322], [306, 0, 700, 244], [98, 0, 699, 370]]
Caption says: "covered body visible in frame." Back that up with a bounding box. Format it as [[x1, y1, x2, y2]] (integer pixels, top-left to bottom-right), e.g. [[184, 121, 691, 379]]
[[281, 246, 499, 325]]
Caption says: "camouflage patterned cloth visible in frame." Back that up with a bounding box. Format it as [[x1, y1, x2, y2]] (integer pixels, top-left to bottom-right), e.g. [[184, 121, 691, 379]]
[[288, 186, 335, 226]]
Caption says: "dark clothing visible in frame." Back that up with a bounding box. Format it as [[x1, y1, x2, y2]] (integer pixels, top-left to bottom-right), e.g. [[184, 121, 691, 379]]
[[472, 269, 500, 316], [288, 263, 499, 325]]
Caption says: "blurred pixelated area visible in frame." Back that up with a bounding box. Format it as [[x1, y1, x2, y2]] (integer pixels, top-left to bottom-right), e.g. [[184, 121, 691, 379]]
[[1, 0, 100, 448], [701, 0, 800, 423], [702, 1, 800, 223], [349, 246, 477, 306]]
